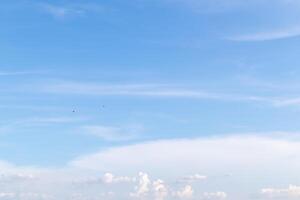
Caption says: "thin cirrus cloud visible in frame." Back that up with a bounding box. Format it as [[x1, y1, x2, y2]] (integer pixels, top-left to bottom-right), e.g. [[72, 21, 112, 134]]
[[40, 81, 262, 101], [161, 0, 300, 13], [228, 26, 300, 41], [81, 125, 143, 142], [2, 116, 87, 129], [39, 3, 107, 19], [179, 174, 207, 183], [72, 172, 135, 185], [0, 71, 43, 76], [40, 81, 300, 107]]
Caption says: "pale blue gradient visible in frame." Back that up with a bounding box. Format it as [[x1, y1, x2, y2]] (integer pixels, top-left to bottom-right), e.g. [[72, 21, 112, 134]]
[[1, 1, 300, 199]]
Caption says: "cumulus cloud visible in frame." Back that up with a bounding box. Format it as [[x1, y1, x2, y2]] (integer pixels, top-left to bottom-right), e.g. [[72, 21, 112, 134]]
[[130, 172, 151, 198], [261, 185, 300, 199], [153, 179, 168, 200], [175, 185, 194, 199]]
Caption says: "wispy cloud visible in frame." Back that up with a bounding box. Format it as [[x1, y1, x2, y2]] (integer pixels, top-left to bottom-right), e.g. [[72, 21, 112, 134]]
[[178, 174, 207, 183], [82, 124, 143, 141], [228, 26, 300, 41], [39, 81, 278, 105], [34, 81, 300, 108], [39, 3, 106, 19], [73, 172, 136, 185], [40, 81, 246, 100], [0, 116, 87, 135], [24, 117, 87, 125], [0, 71, 42, 76], [161, 0, 300, 13]]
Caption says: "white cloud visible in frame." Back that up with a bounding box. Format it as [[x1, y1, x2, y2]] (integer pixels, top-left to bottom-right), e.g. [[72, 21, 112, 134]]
[[2, 134, 300, 199], [42, 81, 300, 108], [228, 26, 300, 41], [42, 82, 219, 99], [70, 134, 300, 176], [0, 193, 15, 199], [102, 173, 135, 184], [273, 98, 300, 107], [40, 81, 278, 106], [261, 185, 300, 199], [0, 173, 35, 182], [72, 172, 135, 185], [153, 179, 168, 200], [40, 3, 105, 19], [161, 0, 300, 13], [0, 71, 42, 76], [0, 193, 54, 200], [19, 193, 54, 200], [82, 125, 142, 141], [175, 185, 194, 199], [130, 172, 151, 198], [203, 192, 227, 200], [24, 117, 86, 125], [179, 174, 207, 183]]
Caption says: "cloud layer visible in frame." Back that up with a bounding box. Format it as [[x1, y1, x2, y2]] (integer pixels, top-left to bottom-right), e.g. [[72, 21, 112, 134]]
[[1, 135, 300, 199]]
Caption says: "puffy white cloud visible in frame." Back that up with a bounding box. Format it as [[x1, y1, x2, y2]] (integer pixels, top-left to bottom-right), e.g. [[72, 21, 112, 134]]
[[153, 179, 168, 200], [130, 173, 169, 200], [175, 185, 193, 199], [130, 172, 151, 198], [261, 185, 300, 199]]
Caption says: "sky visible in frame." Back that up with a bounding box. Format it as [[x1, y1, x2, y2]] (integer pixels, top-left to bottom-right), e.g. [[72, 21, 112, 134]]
[[1, 0, 300, 199]]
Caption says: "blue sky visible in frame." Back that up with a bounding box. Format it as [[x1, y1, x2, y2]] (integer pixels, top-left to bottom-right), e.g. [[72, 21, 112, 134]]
[[2, 0, 300, 199]]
